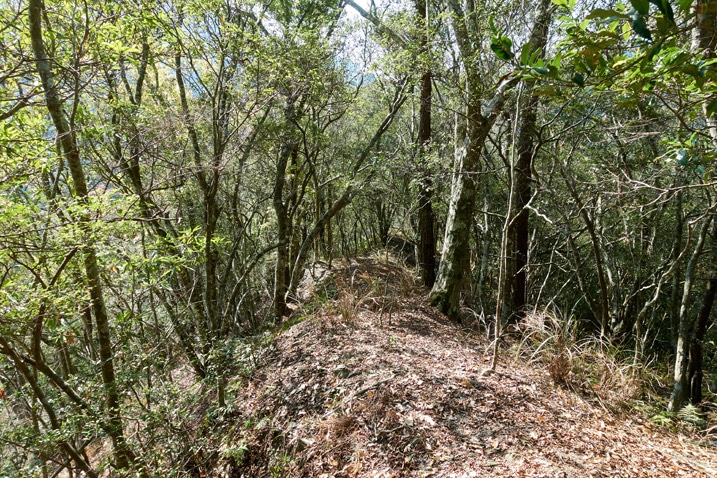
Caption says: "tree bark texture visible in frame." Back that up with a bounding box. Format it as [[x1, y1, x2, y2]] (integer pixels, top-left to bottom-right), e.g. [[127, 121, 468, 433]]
[[688, 276, 717, 404], [28, 0, 135, 470], [431, 0, 544, 319], [509, 0, 553, 323], [415, 0, 436, 288], [431, 100, 488, 318], [668, 216, 711, 412], [273, 112, 299, 317]]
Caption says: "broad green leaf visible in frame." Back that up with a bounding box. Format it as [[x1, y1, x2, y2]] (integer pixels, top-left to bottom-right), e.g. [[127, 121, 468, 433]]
[[572, 72, 585, 87], [490, 36, 514, 61], [551, 0, 570, 8], [649, 0, 675, 23], [676, 150, 689, 165], [520, 43, 532, 65], [552, 52, 563, 68], [534, 85, 561, 96], [679, 0, 694, 11], [612, 58, 632, 69], [643, 39, 663, 64], [664, 1, 676, 23], [629, 0, 650, 14], [682, 64, 700, 78], [707, 98, 717, 118], [631, 13, 652, 40], [656, 16, 672, 34]]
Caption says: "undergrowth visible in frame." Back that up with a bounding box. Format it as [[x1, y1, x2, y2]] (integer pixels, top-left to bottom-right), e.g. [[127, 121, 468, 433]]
[[514, 308, 717, 441], [516, 309, 646, 410]]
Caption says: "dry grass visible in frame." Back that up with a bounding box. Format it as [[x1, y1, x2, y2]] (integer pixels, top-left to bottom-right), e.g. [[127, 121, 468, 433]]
[[518, 309, 644, 408]]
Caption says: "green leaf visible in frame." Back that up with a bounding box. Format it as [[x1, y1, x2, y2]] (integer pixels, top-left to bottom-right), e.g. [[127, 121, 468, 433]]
[[631, 14, 652, 40], [552, 52, 563, 68], [534, 85, 561, 96], [643, 39, 664, 64], [655, 16, 672, 34], [679, 0, 694, 11], [629, 0, 650, 15], [572, 72, 585, 87], [682, 64, 700, 78], [649, 0, 675, 23], [531, 66, 550, 75], [550, 0, 570, 8], [662, 0, 675, 23], [520, 43, 532, 65], [676, 150, 689, 165], [706, 98, 717, 117], [490, 36, 514, 61]]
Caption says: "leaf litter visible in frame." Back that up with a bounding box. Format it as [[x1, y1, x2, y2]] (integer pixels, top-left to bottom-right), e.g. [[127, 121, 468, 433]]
[[223, 256, 717, 477]]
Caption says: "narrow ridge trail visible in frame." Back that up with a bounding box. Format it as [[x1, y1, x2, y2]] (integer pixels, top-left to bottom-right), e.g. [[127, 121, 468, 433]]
[[225, 256, 717, 477]]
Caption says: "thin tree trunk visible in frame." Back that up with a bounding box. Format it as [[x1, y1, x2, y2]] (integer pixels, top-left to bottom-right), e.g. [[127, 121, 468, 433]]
[[679, 0, 717, 408], [273, 143, 293, 317], [28, 0, 136, 470], [415, 0, 436, 288], [286, 88, 407, 297], [688, 276, 717, 404], [561, 167, 611, 337], [0, 338, 97, 478], [670, 190, 684, 349], [668, 215, 712, 412], [509, 0, 553, 323]]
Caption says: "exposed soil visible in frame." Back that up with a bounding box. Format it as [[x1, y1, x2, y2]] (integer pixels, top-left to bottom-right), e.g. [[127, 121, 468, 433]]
[[221, 256, 717, 477]]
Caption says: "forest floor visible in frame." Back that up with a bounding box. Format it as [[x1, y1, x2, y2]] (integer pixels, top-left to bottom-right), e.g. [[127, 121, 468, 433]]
[[217, 255, 717, 477]]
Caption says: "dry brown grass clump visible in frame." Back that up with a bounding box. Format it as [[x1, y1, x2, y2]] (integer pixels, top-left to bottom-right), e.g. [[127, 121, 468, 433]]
[[518, 309, 644, 408]]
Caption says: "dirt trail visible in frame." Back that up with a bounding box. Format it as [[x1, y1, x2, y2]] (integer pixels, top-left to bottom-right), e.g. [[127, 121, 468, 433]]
[[227, 256, 717, 477]]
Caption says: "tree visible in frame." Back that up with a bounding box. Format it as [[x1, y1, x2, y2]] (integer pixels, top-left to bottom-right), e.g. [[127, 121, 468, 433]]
[[430, 0, 554, 321], [429, 0, 518, 319], [507, 0, 554, 323], [27, 0, 137, 471], [414, 0, 437, 287]]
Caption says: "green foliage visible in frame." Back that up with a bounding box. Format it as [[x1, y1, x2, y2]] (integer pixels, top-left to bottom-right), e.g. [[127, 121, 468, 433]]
[[219, 439, 249, 465], [1, 0, 716, 472], [551, 0, 576, 9], [630, 12, 652, 41], [630, 0, 651, 15], [490, 35, 514, 61]]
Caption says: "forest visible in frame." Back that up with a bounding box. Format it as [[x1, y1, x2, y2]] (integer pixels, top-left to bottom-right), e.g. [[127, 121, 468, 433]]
[[0, 0, 716, 476]]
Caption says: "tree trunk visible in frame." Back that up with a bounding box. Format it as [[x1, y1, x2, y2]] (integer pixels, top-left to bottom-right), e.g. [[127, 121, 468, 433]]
[[431, 100, 489, 319], [273, 142, 292, 318], [561, 166, 611, 337], [28, 0, 135, 470], [670, 190, 684, 349], [668, 216, 712, 412], [0, 338, 97, 478], [688, 276, 717, 404], [509, 0, 553, 323], [680, 0, 717, 408], [415, 0, 436, 288], [431, 0, 542, 320], [286, 88, 407, 297]]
